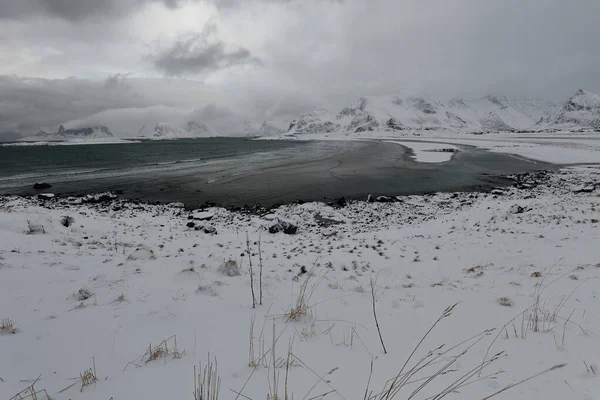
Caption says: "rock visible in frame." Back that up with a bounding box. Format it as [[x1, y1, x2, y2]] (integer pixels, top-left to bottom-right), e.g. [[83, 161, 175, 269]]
[[269, 218, 298, 235], [27, 221, 45, 235], [191, 211, 214, 221], [37, 193, 55, 200], [573, 185, 595, 193], [490, 189, 505, 195], [82, 192, 118, 204], [314, 214, 344, 227], [33, 182, 52, 190], [335, 197, 347, 208], [367, 194, 374, 202], [204, 226, 217, 235], [509, 204, 525, 214], [376, 196, 395, 203], [186, 221, 195, 228]]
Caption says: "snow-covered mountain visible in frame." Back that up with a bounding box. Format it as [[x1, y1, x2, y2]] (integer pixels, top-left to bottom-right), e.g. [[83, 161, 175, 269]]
[[32, 125, 114, 140], [535, 89, 600, 130], [286, 95, 558, 135], [137, 121, 213, 139]]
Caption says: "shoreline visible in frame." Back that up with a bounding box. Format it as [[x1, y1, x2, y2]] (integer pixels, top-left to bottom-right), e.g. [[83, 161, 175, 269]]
[[1, 138, 554, 209]]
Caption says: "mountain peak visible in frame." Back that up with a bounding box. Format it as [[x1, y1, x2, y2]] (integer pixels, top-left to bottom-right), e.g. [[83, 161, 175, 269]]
[[537, 89, 600, 129]]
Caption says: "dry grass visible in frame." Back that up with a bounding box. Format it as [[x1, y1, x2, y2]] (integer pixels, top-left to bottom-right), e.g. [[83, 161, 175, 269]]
[[124, 335, 184, 370], [497, 297, 513, 307], [0, 318, 18, 334], [73, 287, 94, 301], [195, 355, 221, 400], [9, 376, 51, 400], [284, 265, 321, 323], [219, 259, 241, 277]]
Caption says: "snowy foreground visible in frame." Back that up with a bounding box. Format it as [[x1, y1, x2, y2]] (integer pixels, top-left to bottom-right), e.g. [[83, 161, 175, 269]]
[[1, 148, 600, 399]]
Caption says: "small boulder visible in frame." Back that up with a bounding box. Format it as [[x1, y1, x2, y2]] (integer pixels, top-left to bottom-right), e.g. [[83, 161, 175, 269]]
[[186, 221, 195, 228], [573, 185, 595, 193], [490, 189, 505, 195], [335, 197, 347, 208], [269, 218, 298, 235], [37, 193, 55, 200], [509, 204, 525, 214], [204, 226, 217, 235], [191, 211, 214, 221]]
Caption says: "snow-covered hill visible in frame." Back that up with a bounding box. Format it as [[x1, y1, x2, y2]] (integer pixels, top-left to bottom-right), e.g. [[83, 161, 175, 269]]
[[535, 89, 600, 130], [137, 121, 213, 139], [28, 125, 114, 140], [287, 95, 559, 135]]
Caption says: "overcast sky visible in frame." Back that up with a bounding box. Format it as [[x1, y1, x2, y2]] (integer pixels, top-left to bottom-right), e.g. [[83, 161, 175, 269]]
[[1, 0, 599, 134]]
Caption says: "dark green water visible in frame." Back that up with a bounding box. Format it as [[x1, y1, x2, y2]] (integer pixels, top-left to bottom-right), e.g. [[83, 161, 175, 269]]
[[0, 138, 550, 207]]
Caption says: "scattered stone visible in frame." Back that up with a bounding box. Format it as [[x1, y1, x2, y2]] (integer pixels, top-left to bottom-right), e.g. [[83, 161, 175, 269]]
[[37, 193, 55, 200], [82, 192, 118, 204], [204, 226, 217, 235], [509, 204, 525, 214], [490, 189, 505, 195]]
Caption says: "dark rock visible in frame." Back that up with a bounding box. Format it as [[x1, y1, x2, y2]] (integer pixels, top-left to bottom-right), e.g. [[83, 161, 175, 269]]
[[509, 204, 525, 214], [60, 216, 75, 227], [314, 214, 344, 228], [269, 218, 298, 235], [204, 226, 217, 235], [186, 221, 195, 228], [376, 196, 395, 203], [335, 197, 347, 208], [33, 182, 52, 190], [367, 194, 374, 202]]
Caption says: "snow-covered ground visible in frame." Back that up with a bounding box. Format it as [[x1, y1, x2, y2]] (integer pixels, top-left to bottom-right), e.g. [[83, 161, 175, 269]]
[[1, 139, 599, 400], [280, 131, 600, 165]]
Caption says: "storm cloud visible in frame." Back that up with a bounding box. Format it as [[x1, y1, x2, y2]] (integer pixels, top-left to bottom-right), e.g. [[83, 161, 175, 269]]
[[151, 25, 258, 76]]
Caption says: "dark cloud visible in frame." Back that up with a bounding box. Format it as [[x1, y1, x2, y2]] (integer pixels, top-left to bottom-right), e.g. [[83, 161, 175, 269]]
[[0, 75, 150, 133], [151, 26, 259, 76]]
